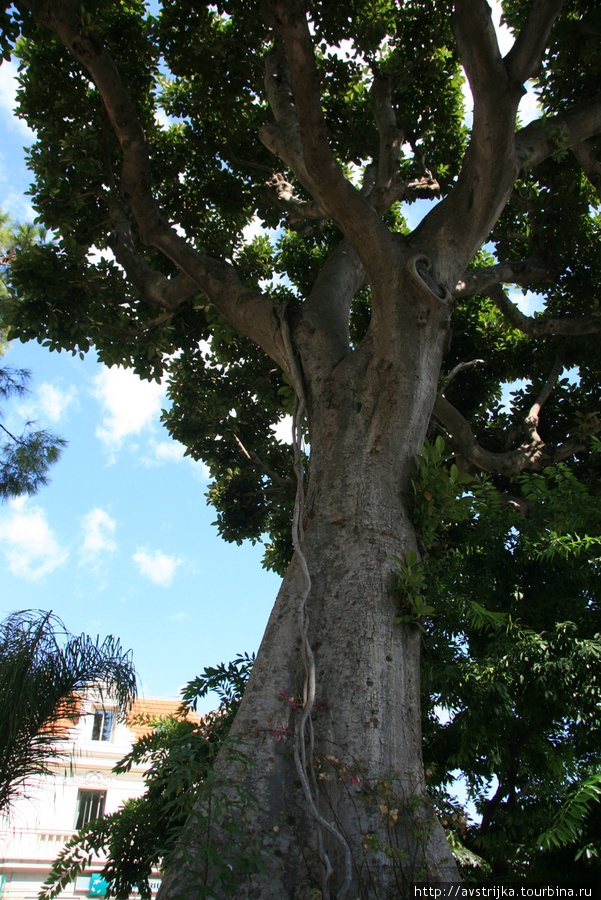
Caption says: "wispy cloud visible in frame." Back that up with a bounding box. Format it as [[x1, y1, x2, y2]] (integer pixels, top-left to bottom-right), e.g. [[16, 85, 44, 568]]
[[16, 381, 77, 425], [140, 438, 211, 479], [91, 366, 166, 455], [37, 382, 77, 422], [143, 439, 187, 466], [79, 508, 117, 566], [132, 548, 182, 587], [0, 498, 68, 580]]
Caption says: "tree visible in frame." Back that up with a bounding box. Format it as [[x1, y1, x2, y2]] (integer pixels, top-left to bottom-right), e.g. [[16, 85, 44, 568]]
[[0, 609, 137, 814], [0, 212, 66, 499], [1, 0, 601, 894]]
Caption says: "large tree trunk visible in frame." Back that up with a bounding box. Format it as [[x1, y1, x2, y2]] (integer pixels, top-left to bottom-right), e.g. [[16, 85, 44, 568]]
[[158, 274, 459, 897]]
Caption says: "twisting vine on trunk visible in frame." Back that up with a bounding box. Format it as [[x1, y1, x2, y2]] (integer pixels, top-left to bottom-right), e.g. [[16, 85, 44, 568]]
[[279, 307, 353, 899]]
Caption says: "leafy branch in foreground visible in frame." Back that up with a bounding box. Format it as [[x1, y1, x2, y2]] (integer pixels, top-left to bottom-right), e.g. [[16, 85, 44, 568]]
[[40, 653, 254, 900], [538, 773, 601, 860]]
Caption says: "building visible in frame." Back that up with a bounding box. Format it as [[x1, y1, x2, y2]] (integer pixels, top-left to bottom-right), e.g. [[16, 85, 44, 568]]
[[0, 692, 193, 900]]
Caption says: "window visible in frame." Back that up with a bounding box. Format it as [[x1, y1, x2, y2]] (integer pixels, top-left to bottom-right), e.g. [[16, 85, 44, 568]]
[[91, 708, 114, 742], [76, 790, 106, 829]]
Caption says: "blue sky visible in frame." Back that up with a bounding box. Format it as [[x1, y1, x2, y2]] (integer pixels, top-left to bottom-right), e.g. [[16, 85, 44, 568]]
[[0, 338, 282, 704], [0, 5, 541, 711]]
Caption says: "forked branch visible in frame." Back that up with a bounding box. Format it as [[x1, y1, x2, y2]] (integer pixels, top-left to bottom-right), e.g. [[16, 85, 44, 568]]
[[232, 432, 295, 492], [516, 92, 601, 174], [504, 0, 566, 84], [441, 359, 486, 394], [265, 173, 326, 225], [262, 0, 398, 287], [433, 393, 588, 477], [433, 356, 590, 477]]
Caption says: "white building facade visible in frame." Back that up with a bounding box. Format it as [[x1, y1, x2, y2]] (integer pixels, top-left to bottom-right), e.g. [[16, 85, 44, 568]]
[[0, 694, 184, 900]]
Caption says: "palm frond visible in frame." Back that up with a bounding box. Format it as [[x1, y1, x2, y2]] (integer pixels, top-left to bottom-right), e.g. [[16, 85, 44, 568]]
[[0, 609, 137, 814]]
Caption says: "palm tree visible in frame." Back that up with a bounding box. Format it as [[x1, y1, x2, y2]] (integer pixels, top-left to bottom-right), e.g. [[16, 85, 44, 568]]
[[0, 609, 137, 813]]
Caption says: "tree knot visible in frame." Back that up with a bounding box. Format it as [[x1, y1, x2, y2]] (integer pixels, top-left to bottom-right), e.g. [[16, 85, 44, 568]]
[[407, 254, 451, 306]]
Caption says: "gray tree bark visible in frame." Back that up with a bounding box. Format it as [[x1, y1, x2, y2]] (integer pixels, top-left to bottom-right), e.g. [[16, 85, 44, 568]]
[[158, 267, 459, 898]]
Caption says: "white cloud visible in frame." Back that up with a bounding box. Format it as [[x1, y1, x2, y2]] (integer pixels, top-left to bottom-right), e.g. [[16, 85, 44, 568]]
[[517, 84, 541, 127], [242, 217, 280, 246], [133, 548, 182, 587], [91, 366, 167, 454], [10, 381, 76, 434], [0, 498, 68, 581], [79, 508, 117, 564], [0, 185, 36, 222], [36, 382, 77, 423], [0, 59, 35, 139], [139, 438, 211, 479], [144, 439, 186, 466]]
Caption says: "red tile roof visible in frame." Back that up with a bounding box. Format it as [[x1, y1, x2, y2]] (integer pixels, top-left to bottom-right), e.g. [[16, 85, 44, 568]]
[[44, 695, 200, 741], [126, 697, 201, 739]]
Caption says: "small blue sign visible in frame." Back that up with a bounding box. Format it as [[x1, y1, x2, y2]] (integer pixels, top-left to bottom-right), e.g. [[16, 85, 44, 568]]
[[89, 874, 109, 897]]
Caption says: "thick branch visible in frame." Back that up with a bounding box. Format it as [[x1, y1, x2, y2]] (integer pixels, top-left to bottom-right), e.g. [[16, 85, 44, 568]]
[[516, 92, 601, 174], [487, 284, 601, 337], [422, 86, 601, 288], [504, 0, 566, 84], [28, 0, 287, 371], [298, 239, 365, 368], [371, 74, 405, 210], [455, 258, 550, 297], [104, 202, 198, 311], [453, 0, 508, 102], [523, 355, 564, 444], [259, 36, 323, 203]]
